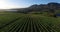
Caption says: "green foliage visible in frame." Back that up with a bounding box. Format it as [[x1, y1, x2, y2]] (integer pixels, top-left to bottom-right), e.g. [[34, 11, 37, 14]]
[[0, 13, 60, 32]]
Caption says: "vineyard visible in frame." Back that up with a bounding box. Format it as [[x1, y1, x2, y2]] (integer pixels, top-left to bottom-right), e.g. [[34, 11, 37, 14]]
[[0, 13, 60, 32]]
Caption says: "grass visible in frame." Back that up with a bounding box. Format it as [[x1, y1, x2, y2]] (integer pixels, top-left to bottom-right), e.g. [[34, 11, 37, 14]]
[[0, 12, 60, 32]]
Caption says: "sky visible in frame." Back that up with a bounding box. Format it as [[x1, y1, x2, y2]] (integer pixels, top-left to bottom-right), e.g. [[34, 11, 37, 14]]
[[0, 0, 60, 9]]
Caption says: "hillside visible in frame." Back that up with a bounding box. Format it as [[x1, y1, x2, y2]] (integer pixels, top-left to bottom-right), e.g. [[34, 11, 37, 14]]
[[16, 2, 60, 13]]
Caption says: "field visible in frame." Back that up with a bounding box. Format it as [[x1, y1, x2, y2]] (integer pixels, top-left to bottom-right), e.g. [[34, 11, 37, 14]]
[[0, 13, 60, 32]]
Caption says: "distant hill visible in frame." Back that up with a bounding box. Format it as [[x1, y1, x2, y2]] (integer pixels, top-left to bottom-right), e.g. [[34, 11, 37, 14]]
[[16, 2, 60, 13], [2, 2, 60, 14]]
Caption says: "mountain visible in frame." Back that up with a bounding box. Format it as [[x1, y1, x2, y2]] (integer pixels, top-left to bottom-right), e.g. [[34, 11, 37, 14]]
[[4, 2, 60, 13], [29, 2, 60, 11]]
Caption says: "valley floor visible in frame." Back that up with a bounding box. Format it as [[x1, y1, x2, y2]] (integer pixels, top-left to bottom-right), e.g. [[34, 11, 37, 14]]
[[0, 13, 60, 32]]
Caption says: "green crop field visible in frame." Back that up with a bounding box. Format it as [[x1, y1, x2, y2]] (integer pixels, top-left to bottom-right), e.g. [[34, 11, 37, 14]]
[[0, 13, 60, 32]]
